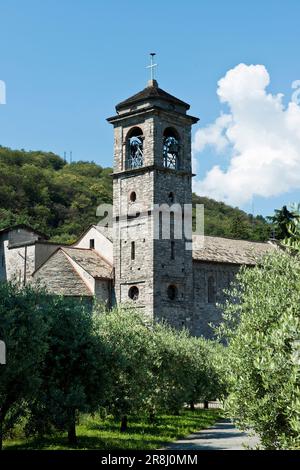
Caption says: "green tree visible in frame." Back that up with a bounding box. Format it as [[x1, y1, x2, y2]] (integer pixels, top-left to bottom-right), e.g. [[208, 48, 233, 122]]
[[96, 306, 226, 426], [267, 205, 295, 240], [151, 324, 197, 415], [281, 203, 300, 251], [96, 306, 157, 432], [218, 252, 300, 449], [0, 282, 49, 450], [151, 323, 226, 415], [27, 297, 107, 445], [229, 214, 250, 240], [185, 339, 227, 410], [192, 193, 270, 241], [0, 146, 113, 240]]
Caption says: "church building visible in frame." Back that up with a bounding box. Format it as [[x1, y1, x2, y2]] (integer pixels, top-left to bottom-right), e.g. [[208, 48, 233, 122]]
[[0, 78, 275, 338]]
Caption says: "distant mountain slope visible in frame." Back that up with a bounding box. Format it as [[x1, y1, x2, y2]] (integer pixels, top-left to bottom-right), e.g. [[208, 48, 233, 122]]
[[192, 194, 270, 241], [0, 146, 271, 243], [0, 146, 112, 243]]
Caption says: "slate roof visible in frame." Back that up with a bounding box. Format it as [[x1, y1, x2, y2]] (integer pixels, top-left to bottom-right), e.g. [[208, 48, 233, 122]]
[[93, 225, 113, 242], [33, 249, 93, 297], [0, 224, 48, 240], [192, 235, 276, 265], [116, 82, 190, 111], [32, 247, 113, 297], [62, 247, 113, 279]]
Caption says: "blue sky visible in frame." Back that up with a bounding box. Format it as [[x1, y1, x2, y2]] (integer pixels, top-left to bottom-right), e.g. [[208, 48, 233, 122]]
[[1, 0, 300, 217]]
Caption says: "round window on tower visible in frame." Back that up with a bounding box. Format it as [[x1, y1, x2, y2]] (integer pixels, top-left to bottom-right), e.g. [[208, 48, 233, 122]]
[[167, 284, 178, 300], [128, 286, 139, 301]]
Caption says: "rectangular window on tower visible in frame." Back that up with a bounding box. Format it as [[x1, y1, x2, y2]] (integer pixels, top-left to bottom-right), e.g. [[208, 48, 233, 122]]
[[171, 241, 175, 260], [89, 239, 95, 249], [131, 241, 135, 261]]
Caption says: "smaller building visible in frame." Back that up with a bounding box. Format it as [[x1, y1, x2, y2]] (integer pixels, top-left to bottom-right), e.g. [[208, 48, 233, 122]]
[[0, 225, 61, 285], [32, 225, 113, 303], [0, 224, 113, 305]]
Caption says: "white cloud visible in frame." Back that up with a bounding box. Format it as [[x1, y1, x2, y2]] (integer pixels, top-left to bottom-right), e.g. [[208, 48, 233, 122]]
[[193, 63, 300, 206]]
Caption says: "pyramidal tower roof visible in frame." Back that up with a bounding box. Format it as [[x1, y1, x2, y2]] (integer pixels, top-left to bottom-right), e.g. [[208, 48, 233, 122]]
[[115, 79, 190, 112]]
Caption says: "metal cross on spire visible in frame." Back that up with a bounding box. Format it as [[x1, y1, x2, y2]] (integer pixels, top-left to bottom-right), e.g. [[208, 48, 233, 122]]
[[146, 53, 157, 81]]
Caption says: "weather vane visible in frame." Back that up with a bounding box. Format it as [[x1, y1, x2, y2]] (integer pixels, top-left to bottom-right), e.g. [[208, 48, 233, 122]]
[[147, 53, 157, 81]]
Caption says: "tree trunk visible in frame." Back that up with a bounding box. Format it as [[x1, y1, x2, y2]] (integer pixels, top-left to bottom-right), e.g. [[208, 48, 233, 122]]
[[190, 401, 195, 411], [67, 409, 77, 446], [0, 406, 8, 451], [204, 400, 209, 409], [0, 414, 3, 451], [120, 415, 128, 433]]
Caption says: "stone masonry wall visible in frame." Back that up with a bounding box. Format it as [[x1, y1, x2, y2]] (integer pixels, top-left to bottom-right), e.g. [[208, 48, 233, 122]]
[[192, 261, 240, 339], [112, 105, 195, 324], [5, 243, 36, 285]]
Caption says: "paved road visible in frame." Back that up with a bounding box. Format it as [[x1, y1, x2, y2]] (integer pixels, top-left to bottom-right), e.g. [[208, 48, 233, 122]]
[[166, 419, 260, 450]]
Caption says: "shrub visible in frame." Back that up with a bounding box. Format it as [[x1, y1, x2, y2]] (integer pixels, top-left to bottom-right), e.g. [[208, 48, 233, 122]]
[[218, 251, 300, 449], [0, 282, 49, 450]]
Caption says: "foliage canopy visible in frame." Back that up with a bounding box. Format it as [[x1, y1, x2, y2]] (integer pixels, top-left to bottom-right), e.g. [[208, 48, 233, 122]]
[[218, 251, 300, 449], [0, 146, 270, 242]]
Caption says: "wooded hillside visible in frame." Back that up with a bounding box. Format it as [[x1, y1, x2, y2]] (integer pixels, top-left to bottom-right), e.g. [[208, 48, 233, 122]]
[[0, 146, 270, 243]]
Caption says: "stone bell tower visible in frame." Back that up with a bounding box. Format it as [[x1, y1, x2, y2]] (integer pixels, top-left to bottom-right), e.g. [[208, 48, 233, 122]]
[[107, 77, 198, 328]]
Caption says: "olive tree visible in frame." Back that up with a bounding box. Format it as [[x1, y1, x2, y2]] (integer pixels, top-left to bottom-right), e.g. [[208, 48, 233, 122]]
[[185, 339, 227, 410], [150, 323, 195, 415], [152, 323, 226, 414], [96, 306, 157, 432], [26, 297, 108, 445], [218, 251, 300, 449], [0, 282, 49, 450]]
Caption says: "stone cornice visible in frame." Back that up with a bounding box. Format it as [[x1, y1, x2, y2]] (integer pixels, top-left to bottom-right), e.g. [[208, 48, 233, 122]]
[[111, 164, 195, 179]]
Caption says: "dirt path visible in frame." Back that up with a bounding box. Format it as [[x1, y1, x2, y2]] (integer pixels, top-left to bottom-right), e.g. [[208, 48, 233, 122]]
[[166, 419, 260, 450]]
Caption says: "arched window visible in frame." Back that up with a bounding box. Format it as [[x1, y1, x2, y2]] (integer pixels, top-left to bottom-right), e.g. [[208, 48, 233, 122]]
[[129, 191, 137, 202], [208, 276, 216, 304], [167, 284, 178, 300], [168, 191, 175, 203], [126, 127, 144, 169], [171, 240, 175, 260], [163, 128, 180, 170]]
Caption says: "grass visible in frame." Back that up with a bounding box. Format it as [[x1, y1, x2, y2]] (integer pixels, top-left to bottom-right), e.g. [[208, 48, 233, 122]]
[[4, 409, 222, 450]]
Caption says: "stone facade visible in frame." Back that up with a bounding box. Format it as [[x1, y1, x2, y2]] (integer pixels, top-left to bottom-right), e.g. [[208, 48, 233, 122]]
[[73, 225, 113, 264], [0, 226, 60, 285], [107, 80, 276, 336], [108, 80, 198, 326], [32, 245, 113, 302], [0, 83, 277, 340], [192, 261, 240, 338], [33, 249, 92, 297]]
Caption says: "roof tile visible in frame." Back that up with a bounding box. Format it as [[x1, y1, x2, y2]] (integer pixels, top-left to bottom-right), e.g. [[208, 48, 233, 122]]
[[192, 235, 276, 265]]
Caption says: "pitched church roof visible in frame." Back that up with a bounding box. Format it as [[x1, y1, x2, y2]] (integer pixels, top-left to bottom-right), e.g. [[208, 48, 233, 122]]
[[62, 247, 113, 279], [116, 80, 190, 111], [33, 249, 93, 297], [192, 235, 276, 265], [32, 247, 113, 297]]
